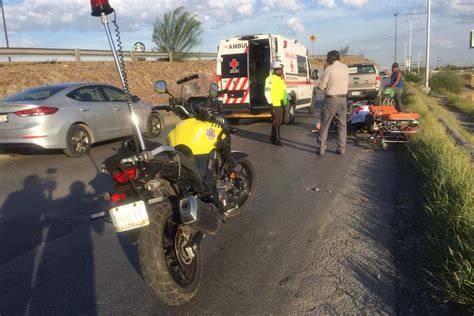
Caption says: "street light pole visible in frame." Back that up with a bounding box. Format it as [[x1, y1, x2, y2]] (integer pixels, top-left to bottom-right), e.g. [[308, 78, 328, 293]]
[[404, 41, 407, 70], [393, 12, 399, 62], [424, 0, 431, 90], [408, 20, 412, 72], [0, 0, 10, 62]]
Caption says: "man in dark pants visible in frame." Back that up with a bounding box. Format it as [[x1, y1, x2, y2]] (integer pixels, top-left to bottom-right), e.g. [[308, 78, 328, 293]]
[[316, 50, 349, 155], [265, 61, 288, 145]]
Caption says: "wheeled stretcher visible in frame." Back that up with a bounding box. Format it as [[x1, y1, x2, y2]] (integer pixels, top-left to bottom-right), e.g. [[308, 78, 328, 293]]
[[368, 106, 420, 149]]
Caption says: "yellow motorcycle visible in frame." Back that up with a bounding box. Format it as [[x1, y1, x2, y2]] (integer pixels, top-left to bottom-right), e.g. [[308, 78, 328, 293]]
[[90, 0, 255, 305], [96, 74, 255, 306]]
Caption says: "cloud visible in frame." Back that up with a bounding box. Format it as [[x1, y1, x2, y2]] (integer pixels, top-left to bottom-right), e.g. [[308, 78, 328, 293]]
[[342, 0, 368, 9], [262, 0, 301, 12], [317, 0, 336, 8], [436, 39, 455, 48], [10, 38, 40, 47], [286, 17, 305, 34], [448, 0, 474, 11], [3, 0, 257, 33]]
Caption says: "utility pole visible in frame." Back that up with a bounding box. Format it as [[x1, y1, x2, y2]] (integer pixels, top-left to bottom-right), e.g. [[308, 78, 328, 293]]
[[424, 0, 431, 91], [0, 0, 10, 62], [404, 42, 407, 70], [393, 12, 400, 62], [418, 50, 420, 75], [408, 20, 412, 72]]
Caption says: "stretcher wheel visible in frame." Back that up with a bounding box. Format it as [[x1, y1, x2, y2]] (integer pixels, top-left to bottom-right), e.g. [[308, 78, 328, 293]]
[[382, 141, 388, 150]]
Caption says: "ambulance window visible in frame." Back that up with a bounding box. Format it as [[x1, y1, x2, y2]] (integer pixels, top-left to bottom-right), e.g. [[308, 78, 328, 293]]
[[221, 54, 248, 78], [297, 55, 308, 75]]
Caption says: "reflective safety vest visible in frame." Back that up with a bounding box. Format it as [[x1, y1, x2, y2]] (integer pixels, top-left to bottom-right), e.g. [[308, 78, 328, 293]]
[[265, 74, 288, 107]]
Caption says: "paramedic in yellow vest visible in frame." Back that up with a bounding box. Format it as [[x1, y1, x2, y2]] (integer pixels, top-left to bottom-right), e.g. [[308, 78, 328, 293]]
[[265, 61, 288, 145]]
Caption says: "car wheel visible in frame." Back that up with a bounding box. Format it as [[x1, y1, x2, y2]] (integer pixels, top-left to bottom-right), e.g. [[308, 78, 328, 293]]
[[145, 112, 163, 138], [63, 124, 91, 157]]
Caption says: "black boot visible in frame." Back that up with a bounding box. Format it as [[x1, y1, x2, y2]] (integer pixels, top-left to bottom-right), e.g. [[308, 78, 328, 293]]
[[271, 124, 277, 144], [274, 126, 282, 146]]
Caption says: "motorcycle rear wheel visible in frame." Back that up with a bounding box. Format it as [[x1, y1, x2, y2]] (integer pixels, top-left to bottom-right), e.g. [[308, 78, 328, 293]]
[[138, 201, 202, 306]]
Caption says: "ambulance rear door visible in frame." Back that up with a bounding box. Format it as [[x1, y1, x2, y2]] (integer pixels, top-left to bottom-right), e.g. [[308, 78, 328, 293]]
[[217, 39, 250, 113]]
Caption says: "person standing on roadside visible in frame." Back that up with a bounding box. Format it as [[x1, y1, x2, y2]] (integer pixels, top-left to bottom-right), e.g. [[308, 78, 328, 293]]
[[265, 61, 288, 146], [387, 62, 404, 111], [316, 50, 349, 155]]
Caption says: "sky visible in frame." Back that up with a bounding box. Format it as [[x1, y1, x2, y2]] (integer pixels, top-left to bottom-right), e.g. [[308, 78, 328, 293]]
[[0, 0, 473, 68]]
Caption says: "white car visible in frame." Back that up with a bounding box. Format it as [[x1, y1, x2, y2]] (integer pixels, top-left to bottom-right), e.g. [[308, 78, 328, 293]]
[[0, 82, 164, 157]]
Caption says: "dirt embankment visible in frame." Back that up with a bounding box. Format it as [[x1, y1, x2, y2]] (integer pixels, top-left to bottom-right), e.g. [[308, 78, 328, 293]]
[[0, 61, 216, 104], [0, 56, 373, 103]]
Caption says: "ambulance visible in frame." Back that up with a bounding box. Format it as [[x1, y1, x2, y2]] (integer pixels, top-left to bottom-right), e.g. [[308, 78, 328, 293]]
[[216, 34, 319, 124]]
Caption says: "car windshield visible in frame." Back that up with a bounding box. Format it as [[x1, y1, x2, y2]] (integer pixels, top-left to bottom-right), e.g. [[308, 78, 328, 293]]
[[2, 86, 65, 102], [348, 65, 376, 74]]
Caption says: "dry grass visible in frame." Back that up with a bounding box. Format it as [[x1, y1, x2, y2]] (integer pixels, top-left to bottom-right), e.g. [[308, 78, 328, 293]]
[[309, 56, 374, 68]]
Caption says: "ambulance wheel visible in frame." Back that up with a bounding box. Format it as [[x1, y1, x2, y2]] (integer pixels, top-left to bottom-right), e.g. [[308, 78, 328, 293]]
[[309, 89, 316, 114], [227, 118, 240, 125], [283, 104, 291, 124], [289, 104, 296, 124]]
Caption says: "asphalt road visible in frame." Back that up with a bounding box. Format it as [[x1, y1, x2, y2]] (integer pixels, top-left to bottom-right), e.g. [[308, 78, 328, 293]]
[[0, 97, 410, 314]]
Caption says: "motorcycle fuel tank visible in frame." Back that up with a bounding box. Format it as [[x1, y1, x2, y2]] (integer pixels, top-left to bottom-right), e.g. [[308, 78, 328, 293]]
[[168, 118, 224, 155]]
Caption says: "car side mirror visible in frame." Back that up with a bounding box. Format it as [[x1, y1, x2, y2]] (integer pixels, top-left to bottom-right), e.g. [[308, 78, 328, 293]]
[[209, 83, 219, 98], [131, 95, 140, 103], [155, 80, 168, 94], [311, 69, 319, 80]]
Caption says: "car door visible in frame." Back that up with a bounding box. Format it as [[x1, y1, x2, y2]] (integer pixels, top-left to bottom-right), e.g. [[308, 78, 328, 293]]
[[99, 85, 139, 137], [66, 86, 116, 141]]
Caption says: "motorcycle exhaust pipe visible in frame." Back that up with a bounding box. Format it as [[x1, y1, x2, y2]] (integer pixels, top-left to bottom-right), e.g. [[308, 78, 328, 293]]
[[179, 196, 220, 235]]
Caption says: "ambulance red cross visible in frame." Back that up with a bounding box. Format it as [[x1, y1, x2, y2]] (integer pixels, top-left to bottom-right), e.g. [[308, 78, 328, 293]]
[[216, 34, 320, 124]]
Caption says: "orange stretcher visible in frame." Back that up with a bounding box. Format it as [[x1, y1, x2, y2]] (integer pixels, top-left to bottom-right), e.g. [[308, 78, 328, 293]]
[[367, 105, 420, 150]]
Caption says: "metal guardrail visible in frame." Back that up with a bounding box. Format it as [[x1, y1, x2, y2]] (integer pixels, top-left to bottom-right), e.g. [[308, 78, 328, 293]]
[[0, 47, 218, 62], [308, 55, 366, 60]]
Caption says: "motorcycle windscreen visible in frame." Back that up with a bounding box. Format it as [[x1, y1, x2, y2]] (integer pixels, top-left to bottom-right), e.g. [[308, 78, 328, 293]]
[[167, 72, 213, 100]]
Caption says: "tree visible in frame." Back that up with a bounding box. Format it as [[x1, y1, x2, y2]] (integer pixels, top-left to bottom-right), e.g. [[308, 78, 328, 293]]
[[152, 7, 203, 60], [339, 45, 349, 56]]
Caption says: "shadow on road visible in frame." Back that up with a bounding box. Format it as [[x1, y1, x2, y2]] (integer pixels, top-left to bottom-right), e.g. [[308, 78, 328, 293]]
[[234, 124, 317, 155], [0, 168, 112, 314]]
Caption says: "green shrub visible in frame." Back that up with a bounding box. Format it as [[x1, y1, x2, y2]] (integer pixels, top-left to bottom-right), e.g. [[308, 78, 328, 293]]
[[430, 71, 463, 94], [405, 72, 423, 84]]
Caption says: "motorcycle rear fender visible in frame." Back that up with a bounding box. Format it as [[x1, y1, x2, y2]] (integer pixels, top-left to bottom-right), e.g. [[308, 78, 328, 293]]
[[230, 150, 249, 162]]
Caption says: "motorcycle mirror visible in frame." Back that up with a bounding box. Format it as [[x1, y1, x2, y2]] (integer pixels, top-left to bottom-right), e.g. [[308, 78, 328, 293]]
[[209, 83, 219, 98], [155, 80, 168, 94], [90, 0, 114, 16], [131, 95, 140, 103]]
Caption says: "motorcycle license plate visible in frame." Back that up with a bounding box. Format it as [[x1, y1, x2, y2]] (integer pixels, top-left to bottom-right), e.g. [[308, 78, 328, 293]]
[[109, 200, 149, 232]]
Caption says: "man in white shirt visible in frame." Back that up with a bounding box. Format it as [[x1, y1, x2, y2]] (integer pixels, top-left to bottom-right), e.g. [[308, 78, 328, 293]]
[[317, 50, 349, 155]]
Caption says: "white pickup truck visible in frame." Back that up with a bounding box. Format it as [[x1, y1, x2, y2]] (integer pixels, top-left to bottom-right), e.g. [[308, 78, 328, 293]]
[[347, 63, 381, 102]]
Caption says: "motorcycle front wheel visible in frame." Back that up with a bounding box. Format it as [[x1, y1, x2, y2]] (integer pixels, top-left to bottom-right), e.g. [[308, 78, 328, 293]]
[[226, 157, 256, 218], [138, 201, 202, 306]]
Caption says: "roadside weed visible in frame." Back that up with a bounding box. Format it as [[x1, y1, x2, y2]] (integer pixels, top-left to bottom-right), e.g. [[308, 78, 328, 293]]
[[406, 85, 474, 306]]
